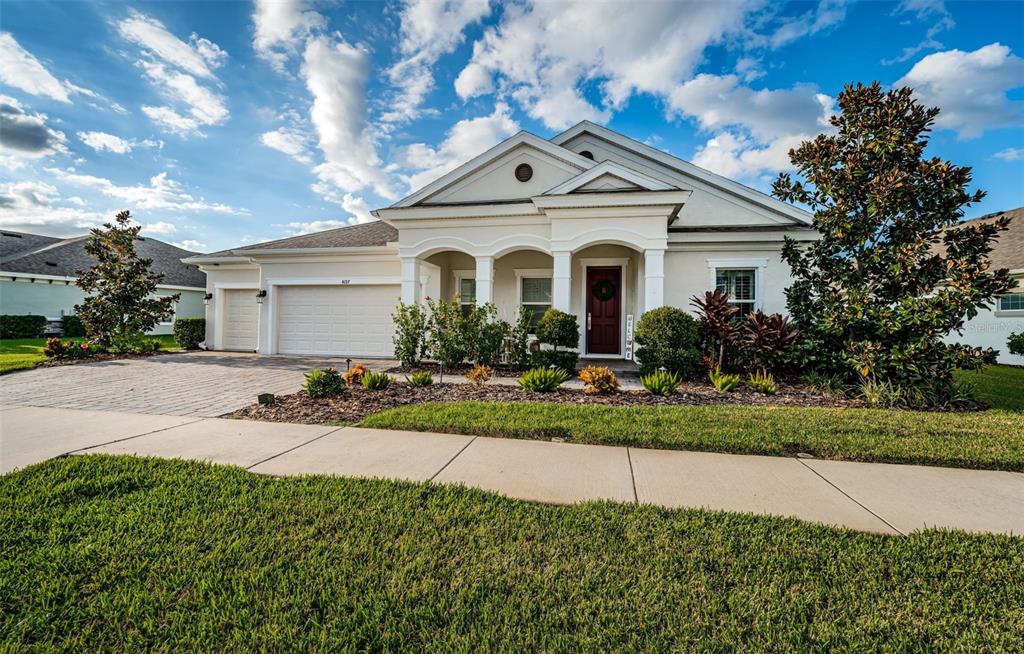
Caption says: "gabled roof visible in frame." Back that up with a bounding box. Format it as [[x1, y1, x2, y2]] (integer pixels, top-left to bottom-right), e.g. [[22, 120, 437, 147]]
[[189, 221, 398, 261], [551, 121, 812, 225], [0, 230, 62, 259], [391, 130, 596, 208], [934, 207, 1024, 272], [1, 231, 205, 287], [543, 160, 678, 195]]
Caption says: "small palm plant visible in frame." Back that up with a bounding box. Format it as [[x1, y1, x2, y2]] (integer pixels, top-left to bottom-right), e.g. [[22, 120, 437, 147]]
[[640, 368, 681, 396], [518, 367, 570, 393]]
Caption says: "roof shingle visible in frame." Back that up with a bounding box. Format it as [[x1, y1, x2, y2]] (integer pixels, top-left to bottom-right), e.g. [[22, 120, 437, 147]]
[[192, 220, 397, 259]]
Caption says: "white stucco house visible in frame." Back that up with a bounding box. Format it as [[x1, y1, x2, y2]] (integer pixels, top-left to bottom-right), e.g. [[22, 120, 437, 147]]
[[186, 121, 820, 359]]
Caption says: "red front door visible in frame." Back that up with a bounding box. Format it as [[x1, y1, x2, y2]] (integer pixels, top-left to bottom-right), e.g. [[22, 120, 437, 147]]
[[586, 267, 621, 354]]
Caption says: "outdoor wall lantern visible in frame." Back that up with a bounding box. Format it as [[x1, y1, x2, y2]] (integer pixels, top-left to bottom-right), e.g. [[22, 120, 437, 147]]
[[203, 292, 213, 306], [256, 289, 268, 304]]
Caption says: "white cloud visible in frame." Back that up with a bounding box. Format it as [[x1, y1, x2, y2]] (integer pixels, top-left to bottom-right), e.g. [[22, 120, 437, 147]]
[[78, 131, 133, 154], [896, 43, 1024, 138], [0, 180, 107, 234], [383, 0, 491, 123], [141, 106, 200, 135], [251, 0, 326, 70], [46, 168, 247, 215], [0, 32, 82, 103], [994, 147, 1024, 161], [882, 0, 955, 64], [282, 219, 350, 234], [692, 132, 806, 180], [455, 1, 752, 129], [0, 180, 59, 209], [398, 102, 519, 191], [172, 239, 206, 251], [141, 221, 176, 235], [116, 10, 226, 79], [769, 0, 850, 48], [302, 35, 394, 200], [260, 126, 313, 164], [0, 95, 68, 158], [138, 60, 229, 128]]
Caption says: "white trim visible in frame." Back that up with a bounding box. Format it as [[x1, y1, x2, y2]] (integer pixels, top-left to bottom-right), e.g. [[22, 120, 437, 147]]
[[532, 190, 690, 210], [514, 269, 554, 334], [0, 270, 203, 292], [391, 131, 596, 208], [452, 269, 475, 307], [578, 262, 628, 358], [706, 258, 767, 311], [543, 161, 677, 195], [550, 121, 812, 225]]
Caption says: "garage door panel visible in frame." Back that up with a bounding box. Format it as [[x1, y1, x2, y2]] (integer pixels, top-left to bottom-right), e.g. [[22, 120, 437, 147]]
[[277, 285, 398, 356], [222, 289, 258, 351]]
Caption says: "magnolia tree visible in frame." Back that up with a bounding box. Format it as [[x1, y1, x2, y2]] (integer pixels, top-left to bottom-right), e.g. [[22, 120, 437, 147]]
[[76, 210, 178, 348], [773, 82, 1013, 400]]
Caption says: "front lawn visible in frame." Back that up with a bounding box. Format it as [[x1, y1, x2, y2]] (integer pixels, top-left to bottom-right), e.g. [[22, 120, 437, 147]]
[[2, 456, 1021, 651], [364, 401, 1024, 471], [0, 335, 180, 374], [956, 364, 1024, 412]]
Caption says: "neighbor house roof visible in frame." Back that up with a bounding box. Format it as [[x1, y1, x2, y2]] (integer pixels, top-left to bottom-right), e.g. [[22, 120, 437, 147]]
[[0, 230, 63, 259], [0, 231, 206, 287], [190, 220, 398, 260], [934, 207, 1024, 272]]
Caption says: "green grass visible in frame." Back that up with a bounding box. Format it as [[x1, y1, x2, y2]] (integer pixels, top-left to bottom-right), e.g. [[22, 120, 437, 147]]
[[1, 456, 1021, 652], [364, 402, 1024, 471], [956, 364, 1024, 411], [0, 335, 180, 374]]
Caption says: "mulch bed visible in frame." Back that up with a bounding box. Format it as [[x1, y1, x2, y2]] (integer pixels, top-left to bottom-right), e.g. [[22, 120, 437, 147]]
[[228, 381, 860, 425], [387, 362, 527, 378], [36, 349, 183, 370]]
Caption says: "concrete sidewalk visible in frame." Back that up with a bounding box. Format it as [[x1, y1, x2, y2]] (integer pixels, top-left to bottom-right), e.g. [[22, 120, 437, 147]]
[[2, 405, 1022, 536]]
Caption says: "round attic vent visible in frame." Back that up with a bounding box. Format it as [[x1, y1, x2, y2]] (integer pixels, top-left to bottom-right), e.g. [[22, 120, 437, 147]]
[[579, 150, 594, 160], [514, 163, 533, 182]]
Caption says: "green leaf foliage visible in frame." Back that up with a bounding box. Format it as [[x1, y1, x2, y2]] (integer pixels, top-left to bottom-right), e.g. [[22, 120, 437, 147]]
[[634, 306, 701, 377], [172, 318, 205, 350]]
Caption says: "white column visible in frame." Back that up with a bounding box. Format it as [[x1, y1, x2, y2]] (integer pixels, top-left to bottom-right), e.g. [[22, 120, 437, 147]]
[[475, 255, 493, 306], [644, 248, 665, 312], [552, 250, 572, 312], [400, 257, 421, 304]]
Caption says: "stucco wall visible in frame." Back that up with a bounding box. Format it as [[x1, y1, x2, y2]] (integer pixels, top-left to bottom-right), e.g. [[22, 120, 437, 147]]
[[0, 278, 204, 335], [202, 265, 260, 347], [664, 246, 790, 315], [944, 277, 1024, 365]]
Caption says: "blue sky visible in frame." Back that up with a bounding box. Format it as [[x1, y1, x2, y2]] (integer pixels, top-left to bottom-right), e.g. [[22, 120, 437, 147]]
[[1, 0, 1022, 253]]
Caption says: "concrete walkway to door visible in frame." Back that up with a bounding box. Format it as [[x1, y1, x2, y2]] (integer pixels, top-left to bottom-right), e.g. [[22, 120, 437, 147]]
[[3, 406, 1022, 537]]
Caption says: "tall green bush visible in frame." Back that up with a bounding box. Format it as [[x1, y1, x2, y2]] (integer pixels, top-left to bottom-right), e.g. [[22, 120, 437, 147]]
[[1008, 332, 1024, 357], [465, 303, 509, 366], [173, 317, 206, 350], [533, 308, 579, 372], [391, 301, 428, 366], [426, 297, 468, 368], [506, 306, 533, 370], [60, 315, 86, 337], [0, 314, 47, 339], [634, 306, 701, 377]]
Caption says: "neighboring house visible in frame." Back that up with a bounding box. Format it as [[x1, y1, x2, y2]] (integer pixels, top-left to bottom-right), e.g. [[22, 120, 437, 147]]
[[941, 207, 1024, 365], [186, 121, 817, 358], [0, 231, 206, 335]]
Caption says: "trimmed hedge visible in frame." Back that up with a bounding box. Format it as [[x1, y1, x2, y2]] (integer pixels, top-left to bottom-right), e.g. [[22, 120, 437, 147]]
[[634, 306, 702, 377], [173, 317, 206, 350], [60, 315, 86, 337], [0, 314, 47, 339]]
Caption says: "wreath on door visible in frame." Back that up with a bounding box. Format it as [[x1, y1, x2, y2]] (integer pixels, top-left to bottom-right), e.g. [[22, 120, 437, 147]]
[[592, 279, 616, 302]]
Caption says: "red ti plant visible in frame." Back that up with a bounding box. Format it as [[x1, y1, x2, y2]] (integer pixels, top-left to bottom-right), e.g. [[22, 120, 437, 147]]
[[739, 310, 801, 375], [690, 289, 740, 370]]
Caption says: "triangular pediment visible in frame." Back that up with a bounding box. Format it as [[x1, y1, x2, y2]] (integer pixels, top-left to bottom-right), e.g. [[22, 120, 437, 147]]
[[394, 131, 595, 207], [575, 174, 643, 191], [543, 160, 676, 195]]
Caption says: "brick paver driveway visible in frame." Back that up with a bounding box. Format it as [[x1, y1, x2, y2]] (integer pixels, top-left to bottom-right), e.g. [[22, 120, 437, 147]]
[[0, 352, 396, 416]]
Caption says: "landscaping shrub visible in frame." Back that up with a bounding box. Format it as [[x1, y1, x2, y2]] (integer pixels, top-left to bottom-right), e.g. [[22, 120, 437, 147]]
[[640, 369, 681, 396], [1009, 331, 1024, 356], [579, 365, 619, 394], [505, 307, 533, 370], [361, 371, 392, 390], [59, 315, 86, 337], [392, 301, 428, 366], [531, 349, 579, 373], [518, 367, 570, 393], [857, 377, 904, 408], [406, 370, 433, 387], [343, 363, 368, 386], [172, 317, 205, 350], [0, 314, 47, 339], [109, 331, 160, 354], [467, 364, 493, 387], [746, 370, 777, 395], [690, 290, 740, 371], [304, 368, 344, 397], [738, 310, 800, 375], [44, 337, 101, 360], [709, 367, 741, 393], [534, 308, 579, 373], [802, 371, 846, 398], [773, 82, 1014, 402], [426, 297, 468, 368], [465, 303, 509, 366], [634, 307, 701, 377]]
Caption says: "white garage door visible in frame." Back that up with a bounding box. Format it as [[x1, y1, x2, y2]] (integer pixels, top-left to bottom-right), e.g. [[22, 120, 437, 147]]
[[277, 284, 399, 356], [221, 289, 258, 351]]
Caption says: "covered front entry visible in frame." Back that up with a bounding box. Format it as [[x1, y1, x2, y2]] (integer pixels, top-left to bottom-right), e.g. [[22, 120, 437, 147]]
[[276, 285, 399, 356], [586, 267, 621, 354]]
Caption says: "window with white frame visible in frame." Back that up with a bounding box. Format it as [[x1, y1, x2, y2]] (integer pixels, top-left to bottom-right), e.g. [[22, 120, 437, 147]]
[[457, 277, 476, 316], [715, 269, 756, 317], [520, 276, 552, 331], [999, 292, 1024, 311]]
